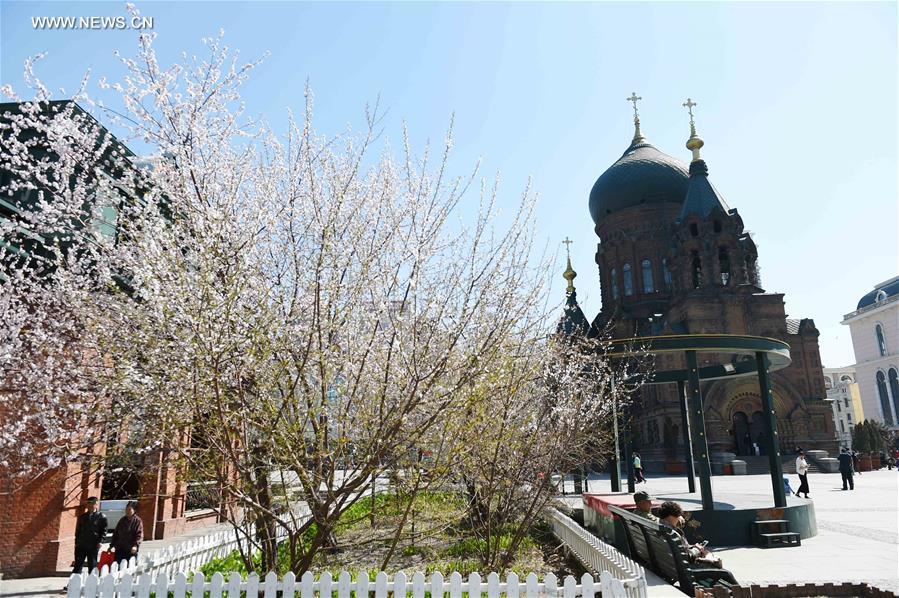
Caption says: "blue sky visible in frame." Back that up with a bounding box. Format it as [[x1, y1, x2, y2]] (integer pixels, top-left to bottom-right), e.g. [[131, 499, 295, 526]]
[[2, 1, 896, 368]]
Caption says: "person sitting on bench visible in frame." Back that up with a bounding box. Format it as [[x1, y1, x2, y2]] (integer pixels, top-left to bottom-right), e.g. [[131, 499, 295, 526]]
[[657, 501, 723, 568]]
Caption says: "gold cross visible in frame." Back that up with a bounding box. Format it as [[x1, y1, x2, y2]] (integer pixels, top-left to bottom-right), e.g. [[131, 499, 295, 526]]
[[627, 92, 642, 121], [683, 98, 698, 123], [563, 236, 573, 256]]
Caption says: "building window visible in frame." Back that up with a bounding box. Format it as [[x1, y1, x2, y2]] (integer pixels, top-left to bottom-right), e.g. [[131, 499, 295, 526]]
[[713, 220, 722, 233], [876, 371, 893, 425], [623, 263, 634, 296], [662, 258, 673, 290], [718, 246, 731, 285], [689, 222, 699, 237], [611, 268, 619, 300], [691, 251, 702, 289], [876, 324, 887, 356], [890, 368, 899, 426], [844, 398, 849, 409], [839, 420, 845, 433], [836, 401, 841, 412], [641, 259, 654, 293]]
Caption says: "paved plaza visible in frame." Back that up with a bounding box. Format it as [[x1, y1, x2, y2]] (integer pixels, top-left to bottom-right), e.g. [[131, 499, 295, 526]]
[[574, 469, 899, 594]]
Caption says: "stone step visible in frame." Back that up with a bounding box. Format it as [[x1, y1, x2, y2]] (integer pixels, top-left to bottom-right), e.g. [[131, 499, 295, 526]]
[[759, 531, 801, 548]]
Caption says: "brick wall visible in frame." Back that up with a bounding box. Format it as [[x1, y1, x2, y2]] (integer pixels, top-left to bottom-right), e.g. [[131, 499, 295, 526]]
[[0, 460, 99, 578], [695, 582, 896, 597]]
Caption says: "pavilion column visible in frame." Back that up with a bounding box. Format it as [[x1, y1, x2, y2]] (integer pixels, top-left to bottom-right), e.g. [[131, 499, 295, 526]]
[[677, 380, 697, 493], [610, 382, 622, 493], [756, 351, 787, 507], [623, 424, 635, 494], [685, 351, 714, 510]]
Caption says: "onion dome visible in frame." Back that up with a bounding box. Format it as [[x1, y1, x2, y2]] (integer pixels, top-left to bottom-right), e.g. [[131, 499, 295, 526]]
[[856, 275, 899, 310], [588, 136, 689, 226]]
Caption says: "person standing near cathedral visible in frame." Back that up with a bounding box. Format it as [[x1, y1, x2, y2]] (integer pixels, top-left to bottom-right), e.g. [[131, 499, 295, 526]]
[[794, 450, 810, 498], [72, 497, 107, 574], [633, 452, 645, 484], [838, 448, 855, 490]]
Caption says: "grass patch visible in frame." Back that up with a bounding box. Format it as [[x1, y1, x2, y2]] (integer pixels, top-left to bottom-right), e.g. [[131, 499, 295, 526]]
[[199, 491, 579, 579]]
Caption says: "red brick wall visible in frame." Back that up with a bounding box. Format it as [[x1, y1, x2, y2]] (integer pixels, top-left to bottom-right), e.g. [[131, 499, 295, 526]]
[[0, 461, 99, 578]]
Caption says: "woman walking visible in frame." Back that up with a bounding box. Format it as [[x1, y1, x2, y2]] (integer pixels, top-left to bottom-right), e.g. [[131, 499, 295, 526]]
[[794, 450, 811, 498], [633, 452, 645, 484]]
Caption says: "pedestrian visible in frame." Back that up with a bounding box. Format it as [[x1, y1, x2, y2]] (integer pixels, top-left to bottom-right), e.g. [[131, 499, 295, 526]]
[[633, 452, 645, 484], [794, 449, 810, 498], [111, 501, 143, 566], [633, 491, 658, 521], [852, 451, 862, 475], [838, 448, 854, 490], [72, 497, 107, 574]]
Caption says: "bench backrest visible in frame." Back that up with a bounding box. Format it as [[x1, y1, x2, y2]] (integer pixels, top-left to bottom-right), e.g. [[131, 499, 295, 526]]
[[609, 505, 694, 593]]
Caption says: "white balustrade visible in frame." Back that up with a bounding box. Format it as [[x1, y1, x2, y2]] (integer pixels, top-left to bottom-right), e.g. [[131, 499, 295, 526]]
[[67, 570, 634, 597], [546, 508, 648, 598]]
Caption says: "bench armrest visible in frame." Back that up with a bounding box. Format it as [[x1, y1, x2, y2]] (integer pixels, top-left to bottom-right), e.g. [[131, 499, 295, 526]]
[[688, 568, 738, 586]]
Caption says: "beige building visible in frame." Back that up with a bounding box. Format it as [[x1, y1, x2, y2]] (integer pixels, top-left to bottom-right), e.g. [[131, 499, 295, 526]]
[[842, 276, 899, 429], [823, 367, 863, 448]]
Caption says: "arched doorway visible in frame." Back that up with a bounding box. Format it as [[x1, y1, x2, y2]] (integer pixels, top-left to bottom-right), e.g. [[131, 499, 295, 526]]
[[732, 411, 750, 455]]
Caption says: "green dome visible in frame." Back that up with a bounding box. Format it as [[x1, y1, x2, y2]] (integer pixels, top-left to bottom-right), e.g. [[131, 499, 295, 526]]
[[589, 140, 689, 226]]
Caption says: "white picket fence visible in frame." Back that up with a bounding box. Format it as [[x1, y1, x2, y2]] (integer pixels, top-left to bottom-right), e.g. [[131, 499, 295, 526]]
[[546, 508, 647, 598], [91, 519, 296, 582], [67, 570, 633, 597]]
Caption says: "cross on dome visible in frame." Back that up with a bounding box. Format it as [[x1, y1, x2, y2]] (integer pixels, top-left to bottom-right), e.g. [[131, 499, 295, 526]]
[[627, 92, 645, 143], [562, 237, 577, 294], [682, 97, 704, 161], [627, 92, 642, 122]]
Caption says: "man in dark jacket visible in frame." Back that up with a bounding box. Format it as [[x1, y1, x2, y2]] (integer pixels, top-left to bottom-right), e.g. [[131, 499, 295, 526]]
[[838, 448, 855, 490], [72, 497, 108, 573], [111, 501, 144, 565]]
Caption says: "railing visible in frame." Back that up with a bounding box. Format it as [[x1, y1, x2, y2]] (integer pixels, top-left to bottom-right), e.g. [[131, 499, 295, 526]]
[[546, 508, 647, 598], [66, 570, 634, 597], [186, 480, 220, 511]]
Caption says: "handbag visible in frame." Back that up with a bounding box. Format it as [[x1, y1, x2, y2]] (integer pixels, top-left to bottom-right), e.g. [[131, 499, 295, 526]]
[[98, 549, 115, 569]]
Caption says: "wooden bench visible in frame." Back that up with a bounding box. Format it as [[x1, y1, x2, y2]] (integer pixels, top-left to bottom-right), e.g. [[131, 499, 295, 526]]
[[608, 505, 737, 596]]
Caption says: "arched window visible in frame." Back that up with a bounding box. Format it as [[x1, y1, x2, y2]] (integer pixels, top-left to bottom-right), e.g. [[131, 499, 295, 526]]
[[713, 220, 722, 233], [662, 258, 673, 290], [689, 222, 699, 237], [641, 259, 654, 293], [876, 324, 887, 356], [622, 263, 634, 296], [610, 268, 619, 300], [890, 368, 899, 426], [691, 251, 702, 289], [876, 371, 893, 425], [718, 246, 731, 285]]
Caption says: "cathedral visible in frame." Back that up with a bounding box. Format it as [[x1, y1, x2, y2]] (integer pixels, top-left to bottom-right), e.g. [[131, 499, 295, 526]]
[[561, 96, 837, 471]]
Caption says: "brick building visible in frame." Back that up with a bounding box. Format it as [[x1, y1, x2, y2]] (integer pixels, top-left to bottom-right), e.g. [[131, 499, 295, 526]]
[[562, 101, 836, 471], [0, 100, 221, 578]]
